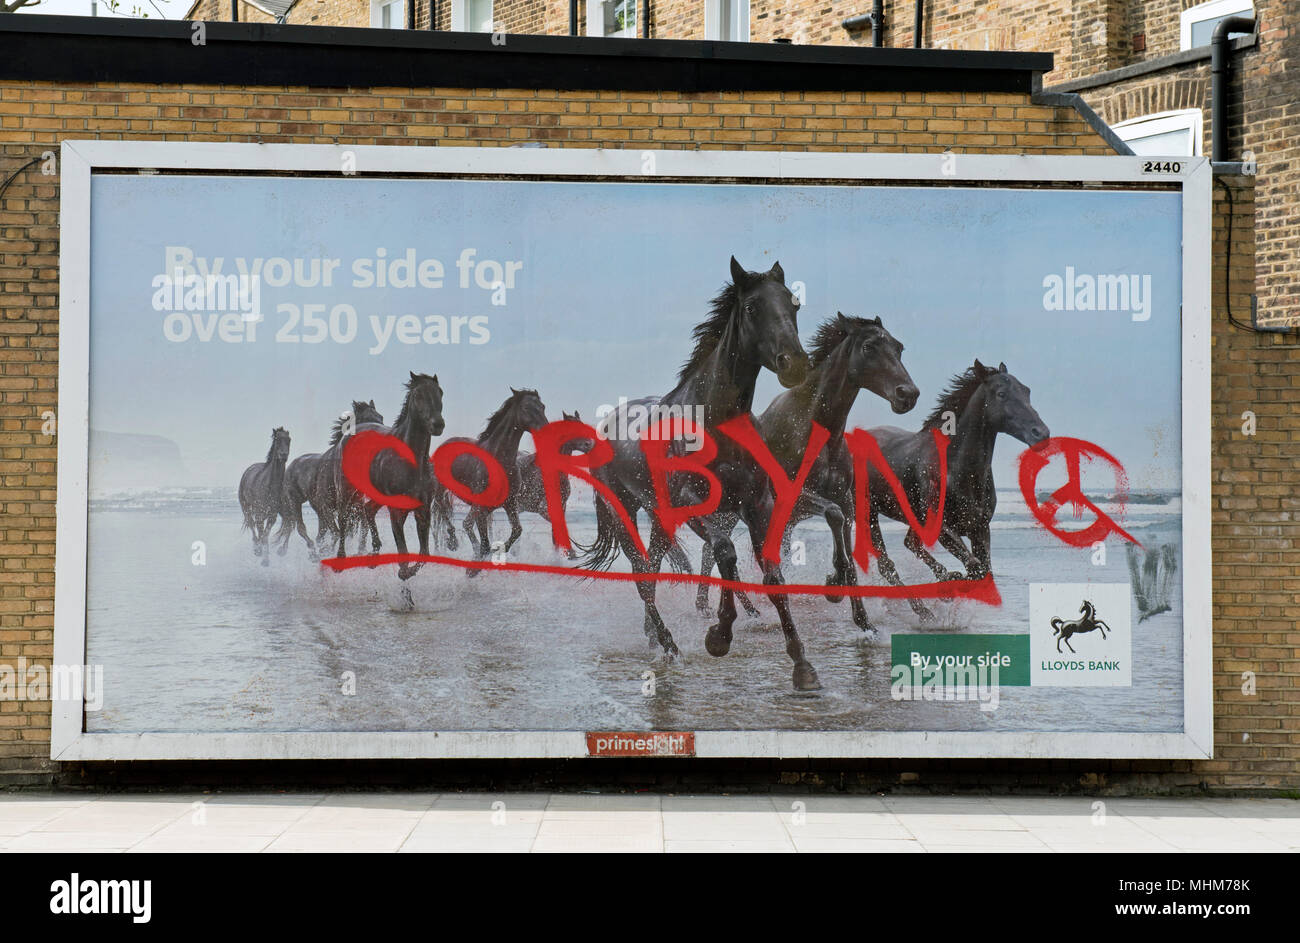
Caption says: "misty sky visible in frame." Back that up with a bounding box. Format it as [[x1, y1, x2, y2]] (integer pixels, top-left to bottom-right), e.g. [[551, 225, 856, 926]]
[[87, 174, 1184, 492]]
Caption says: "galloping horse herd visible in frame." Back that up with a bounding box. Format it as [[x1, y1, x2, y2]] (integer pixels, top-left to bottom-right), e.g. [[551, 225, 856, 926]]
[[239, 256, 1049, 690]]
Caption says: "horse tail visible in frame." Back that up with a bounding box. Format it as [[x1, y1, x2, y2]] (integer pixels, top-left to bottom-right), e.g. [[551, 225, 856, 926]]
[[574, 491, 623, 572], [665, 538, 693, 575], [1050, 617, 1064, 634], [429, 483, 454, 550]]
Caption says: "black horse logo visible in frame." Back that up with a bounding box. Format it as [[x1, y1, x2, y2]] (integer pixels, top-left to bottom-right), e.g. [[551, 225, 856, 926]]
[[1050, 600, 1111, 654]]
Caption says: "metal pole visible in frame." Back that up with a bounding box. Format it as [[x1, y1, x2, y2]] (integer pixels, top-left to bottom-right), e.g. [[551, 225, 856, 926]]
[[1211, 16, 1256, 162]]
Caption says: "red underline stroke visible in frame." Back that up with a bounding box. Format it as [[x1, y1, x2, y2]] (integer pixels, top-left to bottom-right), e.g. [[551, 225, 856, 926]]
[[318, 553, 1002, 604]]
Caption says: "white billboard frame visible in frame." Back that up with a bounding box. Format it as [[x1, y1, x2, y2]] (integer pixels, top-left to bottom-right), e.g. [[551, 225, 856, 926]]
[[53, 141, 1213, 760]]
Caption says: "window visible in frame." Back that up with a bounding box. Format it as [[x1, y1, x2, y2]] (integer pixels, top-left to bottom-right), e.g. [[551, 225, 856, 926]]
[[370, 0, 405, 28], [587, 0, 637, 38], [1180, 0, 1253, 50], [705, 0, 749, 42], [1113, 109, 1203, 157], [451, 0, 494, 32]]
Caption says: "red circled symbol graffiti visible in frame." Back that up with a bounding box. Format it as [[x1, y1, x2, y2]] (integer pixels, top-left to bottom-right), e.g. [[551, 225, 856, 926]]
[[1018, 436, 1141, 548]]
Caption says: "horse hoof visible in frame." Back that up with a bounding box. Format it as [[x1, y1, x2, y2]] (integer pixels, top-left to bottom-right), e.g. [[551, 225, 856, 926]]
[[398, 585, 415, 611], [824, 574, 846, 604], [793, 661, 821, 691], [741, 601, 761, 618], [704, 625, 731, 657]]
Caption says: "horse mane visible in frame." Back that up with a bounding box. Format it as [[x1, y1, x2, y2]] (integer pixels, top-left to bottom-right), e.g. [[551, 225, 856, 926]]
[[808, 315, 880, 366], [677, 281, 739, 383], [392, 374, 436, 430], [265, 427, 287, 462], [328, 400, 384, 445], [922, 367, 987, 429], [483, 389, 539, 435]]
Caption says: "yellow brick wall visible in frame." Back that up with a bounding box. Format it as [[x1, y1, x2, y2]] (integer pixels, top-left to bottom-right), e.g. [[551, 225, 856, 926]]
[[2, 81, 1290, 791]]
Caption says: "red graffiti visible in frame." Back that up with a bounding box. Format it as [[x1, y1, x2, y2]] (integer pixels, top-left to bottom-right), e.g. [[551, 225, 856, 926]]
[[530, 419, 646, 559], [640, 417, 722, 544], [1017, 436, 1140, 547], [431, 440, 510, 508], [847, 428, 949, 568], [336, 420, 1136, 600], [321, 551, 1002, 606], [340, 429, 422, 511], [716, 415, 830, 564]]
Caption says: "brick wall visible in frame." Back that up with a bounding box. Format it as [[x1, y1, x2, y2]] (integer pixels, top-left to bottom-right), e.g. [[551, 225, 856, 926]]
[[1078, 7, 1298, 327], [0, 75, 1292, 791], [1209, 174, 1299, 786]]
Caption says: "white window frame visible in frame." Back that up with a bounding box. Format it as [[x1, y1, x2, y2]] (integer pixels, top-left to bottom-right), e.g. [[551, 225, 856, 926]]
[[1179, 0, 1253, 51], [704, 0, 749, 42], [587, 0, 638, 38], [369, 0, 405, 29], [451, 0, 494, 32], [1113, 109, 1204, 157]]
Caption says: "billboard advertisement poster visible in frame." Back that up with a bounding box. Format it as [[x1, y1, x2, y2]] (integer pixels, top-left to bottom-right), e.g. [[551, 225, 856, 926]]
[[53, 144, 1212, 759]]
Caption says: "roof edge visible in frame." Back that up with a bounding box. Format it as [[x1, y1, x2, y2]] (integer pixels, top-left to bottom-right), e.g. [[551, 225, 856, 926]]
[[0, 15, 1053, 93]]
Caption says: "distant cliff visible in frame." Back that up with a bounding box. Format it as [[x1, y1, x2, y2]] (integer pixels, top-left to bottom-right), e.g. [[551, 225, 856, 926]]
[[89, 430, 189, 494]]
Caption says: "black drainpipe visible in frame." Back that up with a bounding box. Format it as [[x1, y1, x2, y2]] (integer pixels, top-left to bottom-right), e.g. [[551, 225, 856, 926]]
[[913, 0, 922, 47], [230, 0, 238, 21], [872, 0, 883, 46], [428, 0, 436, 30], [1211, 15, 1256, 162], [642, 0, 650, 38], [569, 0, 577, 35], [407, 0, 415, 29]]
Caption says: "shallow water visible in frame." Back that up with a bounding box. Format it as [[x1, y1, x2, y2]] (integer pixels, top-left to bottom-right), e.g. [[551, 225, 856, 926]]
[[84, 489, 1184, 734]]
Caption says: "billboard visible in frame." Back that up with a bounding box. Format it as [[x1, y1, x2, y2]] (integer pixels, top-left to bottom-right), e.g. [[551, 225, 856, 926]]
[[53, 143, 1211, 759]]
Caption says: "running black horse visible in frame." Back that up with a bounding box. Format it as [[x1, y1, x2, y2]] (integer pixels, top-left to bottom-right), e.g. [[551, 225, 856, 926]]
[[314, 372, 447, 584], [276, 399, 384, 558], [695, 313, 919, 633], [239, 426, 291, 565], [580, 257, 819, 691], [436, 388, 549, 573], [867, 360, 1049, 618]]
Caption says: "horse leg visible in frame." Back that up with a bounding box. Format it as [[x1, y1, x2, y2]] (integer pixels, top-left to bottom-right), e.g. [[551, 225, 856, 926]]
[[838, 517, 874, 634], [432, 490, 458, 551], [1063, 634, 1075, 654], [386, 506, 421, 587], [741, 493, 819, 692], [641, 522, 682, 660], [334, 500, 350, 559], [813, 498, 849, 602], [695, 542, 714, 615], [967, 524, 992, 580], [461, 509, 477, 552], [502, 498, 524, 553], [1095, 620, 1110, 639], [364, 501, 382, 554], [909, 528, 968, 582], [873, 515, 936, 623], [683, 513, 738, 658]]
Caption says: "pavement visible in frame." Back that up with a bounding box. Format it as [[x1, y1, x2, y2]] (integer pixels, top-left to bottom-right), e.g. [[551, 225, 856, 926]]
[[0, 792, 1297, 852]]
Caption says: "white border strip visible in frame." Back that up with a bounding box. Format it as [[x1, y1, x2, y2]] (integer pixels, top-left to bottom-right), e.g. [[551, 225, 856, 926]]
[[53, 144, 1213, 761]]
